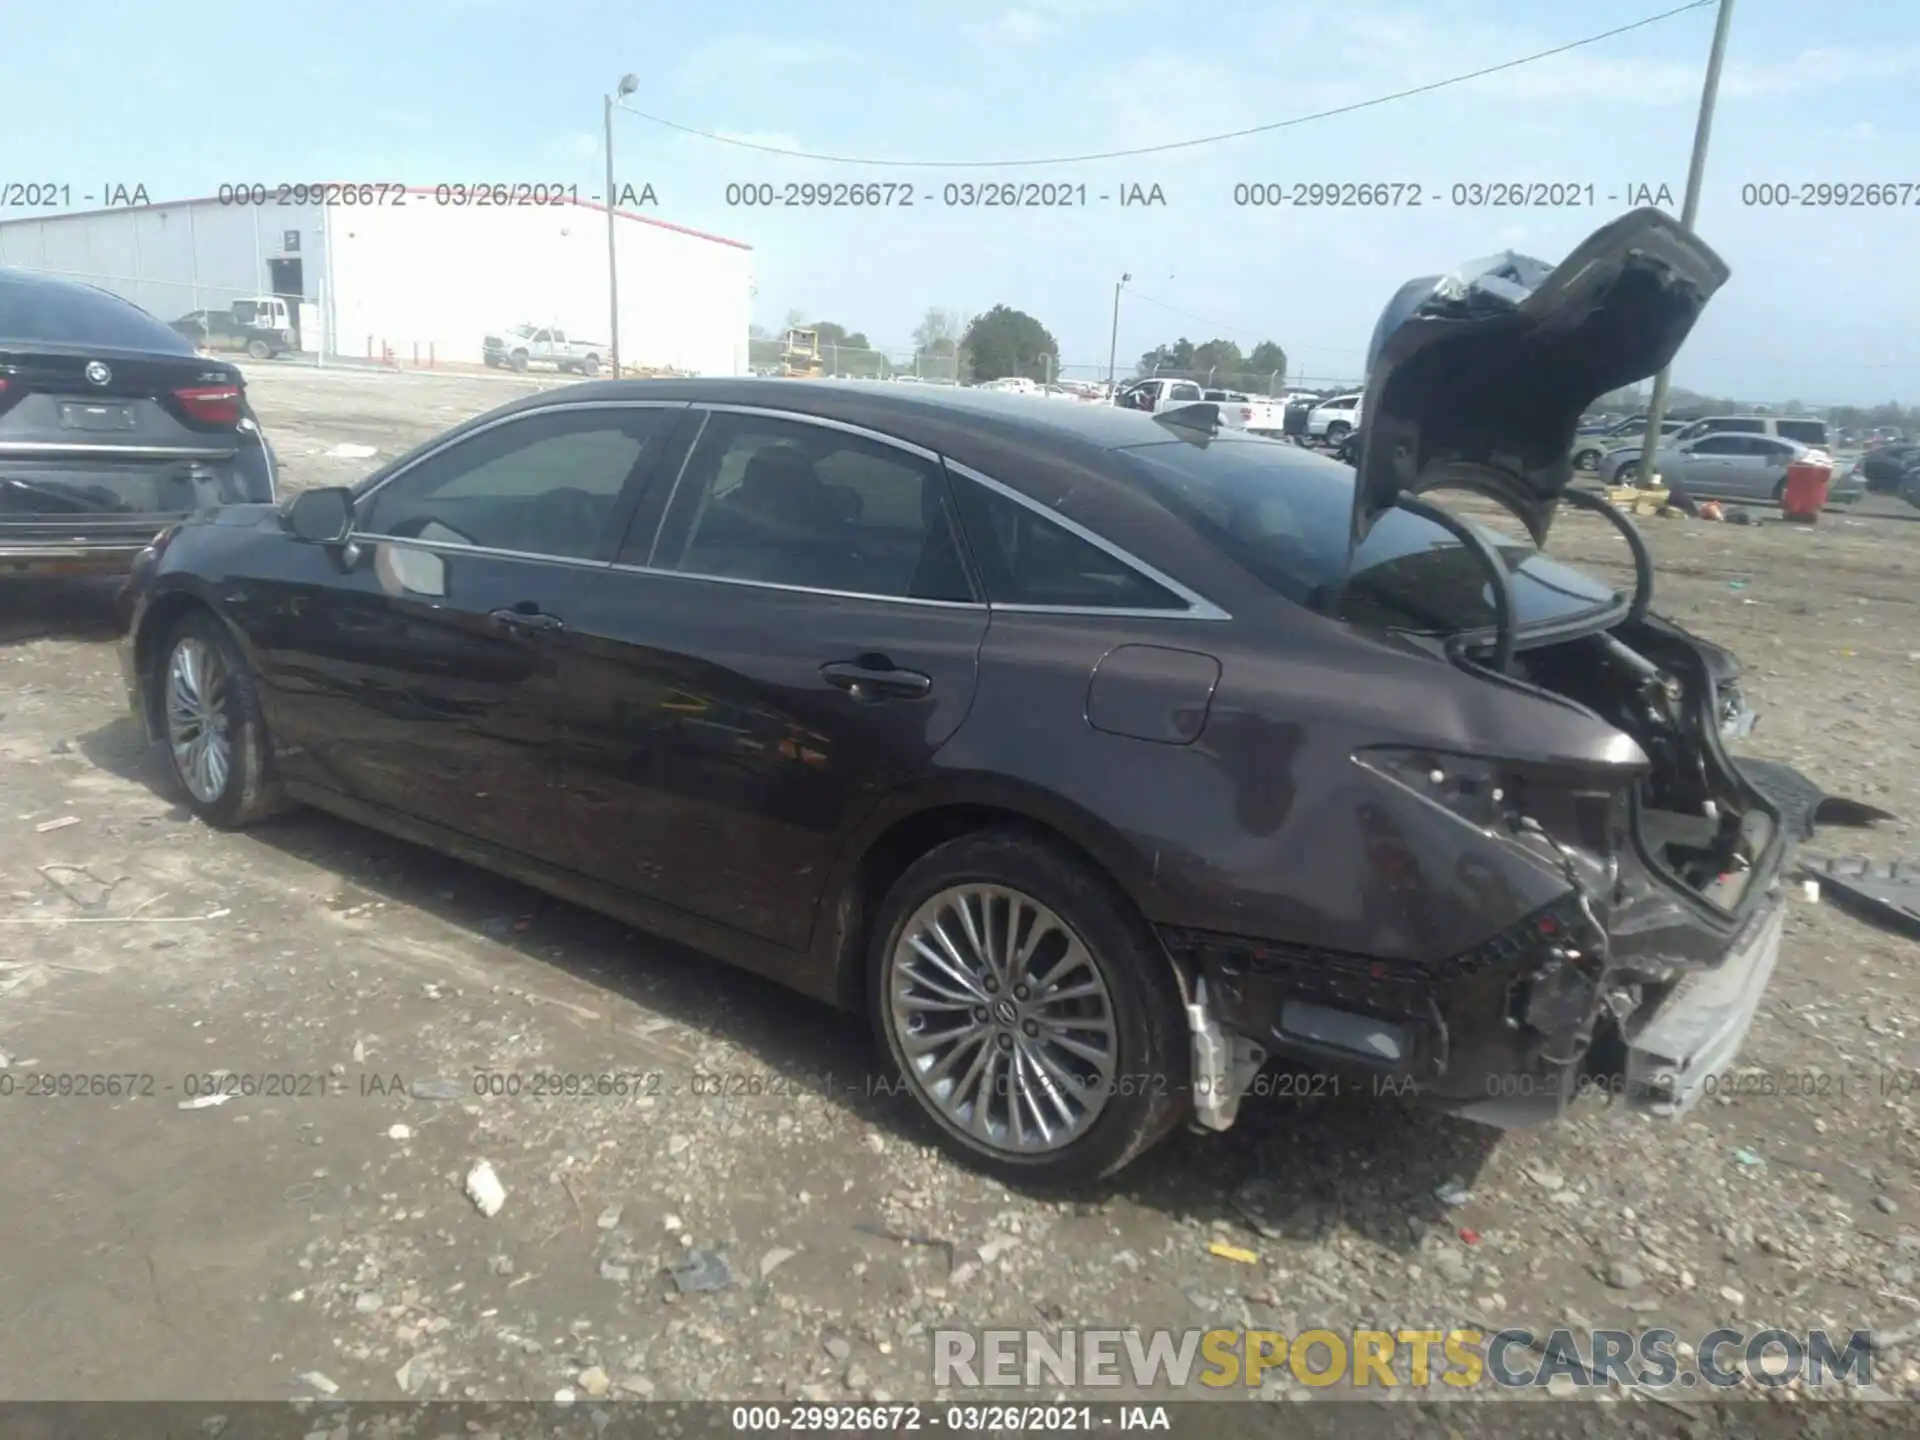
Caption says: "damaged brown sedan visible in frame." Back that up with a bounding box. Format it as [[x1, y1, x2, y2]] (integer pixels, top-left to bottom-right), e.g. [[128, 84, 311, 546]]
[[118, 209, 1838, 1185]]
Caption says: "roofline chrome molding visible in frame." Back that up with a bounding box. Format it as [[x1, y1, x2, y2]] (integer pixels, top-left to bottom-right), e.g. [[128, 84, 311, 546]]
[[691, 404, 942, 463], [941, 459, 1232, 622], [352, 399, 692, 512]]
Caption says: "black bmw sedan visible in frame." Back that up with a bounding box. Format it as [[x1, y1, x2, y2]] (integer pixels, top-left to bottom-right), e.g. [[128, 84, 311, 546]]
[[0, 267, 277, 578], [119, 211, 1826, 1184]]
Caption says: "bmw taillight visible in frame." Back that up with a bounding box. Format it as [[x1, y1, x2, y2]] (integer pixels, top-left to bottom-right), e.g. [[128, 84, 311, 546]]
[[174, 384, 241, 426]]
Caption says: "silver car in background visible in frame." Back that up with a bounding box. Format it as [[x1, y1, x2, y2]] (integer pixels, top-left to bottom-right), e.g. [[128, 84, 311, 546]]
[[1598, 433, 1862, 505]]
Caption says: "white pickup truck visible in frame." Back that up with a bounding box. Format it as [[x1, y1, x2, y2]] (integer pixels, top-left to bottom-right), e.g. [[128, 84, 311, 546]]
[[483, 324, 608, 376], [1114, 378, 1286, 437]]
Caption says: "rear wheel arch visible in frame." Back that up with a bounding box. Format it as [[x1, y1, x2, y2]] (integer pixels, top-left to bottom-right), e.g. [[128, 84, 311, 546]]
[[134, 591, 260, 732], [824, 795, 1176, 1014]]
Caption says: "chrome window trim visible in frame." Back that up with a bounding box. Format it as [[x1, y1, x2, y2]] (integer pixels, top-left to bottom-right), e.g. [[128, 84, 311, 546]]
[[351, 537, 614, 571], [604, 563, 987, 611], [636, 403, 971, 606], [0, 442, 236, 459], [687, 404, 942, 462], [941, 459, 1232, 622]]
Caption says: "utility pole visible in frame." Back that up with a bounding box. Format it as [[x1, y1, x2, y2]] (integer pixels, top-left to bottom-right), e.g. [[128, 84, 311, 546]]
[[604, 73, 639, 378], [1105, 274, 1131, 393], [1636, 0, 1735, 486]]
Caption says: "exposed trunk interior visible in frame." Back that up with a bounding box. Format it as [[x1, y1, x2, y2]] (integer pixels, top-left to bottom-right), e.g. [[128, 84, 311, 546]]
[[1509, 621, 1776, 913]]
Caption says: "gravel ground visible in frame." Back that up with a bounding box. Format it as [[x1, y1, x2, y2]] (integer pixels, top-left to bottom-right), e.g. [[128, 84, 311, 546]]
[[1, 363, 1917, 1428]]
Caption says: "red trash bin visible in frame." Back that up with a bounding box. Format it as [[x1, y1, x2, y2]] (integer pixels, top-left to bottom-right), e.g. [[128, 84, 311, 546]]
[[1781, 458, 1831, 522]]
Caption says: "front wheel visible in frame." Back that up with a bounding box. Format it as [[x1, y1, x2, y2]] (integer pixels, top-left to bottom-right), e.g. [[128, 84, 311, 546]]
[[156, 612, 289, 829], [510, 350, 530, 372], [868, 829, 1189, 1188], [1324, 421, 1350, 446], [1572, 447, 1602, 472], [245, 338, 272, 360], [581, 354, 602, 377]]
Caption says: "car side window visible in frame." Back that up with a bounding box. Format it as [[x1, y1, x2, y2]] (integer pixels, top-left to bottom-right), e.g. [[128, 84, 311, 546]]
[[1690, 435, 1743, 455], [647, 411, 974, 602], [359, 407, 667, 559], [1169, 383, 1202, 402], [948, 473, 1186, 611]]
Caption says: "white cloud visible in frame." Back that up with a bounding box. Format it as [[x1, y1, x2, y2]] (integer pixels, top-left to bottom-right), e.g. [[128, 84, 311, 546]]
[[966, 9, 1059, 47]]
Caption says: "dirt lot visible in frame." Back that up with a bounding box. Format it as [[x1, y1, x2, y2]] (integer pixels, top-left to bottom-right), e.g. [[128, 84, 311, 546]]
[[1, 363, 1918, 1423]]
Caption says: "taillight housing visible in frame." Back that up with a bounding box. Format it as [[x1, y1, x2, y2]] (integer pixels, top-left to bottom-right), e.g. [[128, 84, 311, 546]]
[[1239, 406, 1254, 423], [174, 384, 241, 426]]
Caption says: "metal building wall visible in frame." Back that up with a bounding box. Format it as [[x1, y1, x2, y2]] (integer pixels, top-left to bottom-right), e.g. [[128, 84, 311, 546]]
[[0, 201, 323, 325], [325, 199, 752, 373]]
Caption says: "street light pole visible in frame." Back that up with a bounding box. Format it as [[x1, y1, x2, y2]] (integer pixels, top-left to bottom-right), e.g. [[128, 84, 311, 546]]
[[604, 73, 639, 378], [1636, 0, 1735, 486], [1105, 273, 1131, 393]]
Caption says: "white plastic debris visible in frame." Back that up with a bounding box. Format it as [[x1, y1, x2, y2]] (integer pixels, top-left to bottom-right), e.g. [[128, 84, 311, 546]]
[[178, 1094, 232, 1110], [1802, 879, 1821, 903], [596, 1204, 623, 1230], [298, 1371, 339, 1395], [34, 816, 80, 833], [759, 1247, 797, 1279], [465, 1160, 507, 1217], [387, 1123, 412, 1140], [326, 443, 378, 459]]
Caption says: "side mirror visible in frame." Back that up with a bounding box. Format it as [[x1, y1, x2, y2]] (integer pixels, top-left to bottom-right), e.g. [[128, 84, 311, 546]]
[[284, 485, 354, 543]]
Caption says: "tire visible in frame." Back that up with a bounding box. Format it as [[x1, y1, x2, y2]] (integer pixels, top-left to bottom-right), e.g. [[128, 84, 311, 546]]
[[510, 350, 530, 372], [1325, 421, 1350, 446], [1573, 447, 1602, 472], [867, 827, 1189, 1188], [154, 610, 289, 829], [245, 338, 272, 360], [581, 354, 601, 377]]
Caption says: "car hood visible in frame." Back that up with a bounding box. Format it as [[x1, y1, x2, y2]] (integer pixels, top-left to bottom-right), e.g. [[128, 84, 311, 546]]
[[1352, 207, 1729, 547]]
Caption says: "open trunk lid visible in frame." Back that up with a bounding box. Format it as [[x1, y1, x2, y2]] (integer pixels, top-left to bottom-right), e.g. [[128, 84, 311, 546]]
[[1352, 207, 1730, 547]]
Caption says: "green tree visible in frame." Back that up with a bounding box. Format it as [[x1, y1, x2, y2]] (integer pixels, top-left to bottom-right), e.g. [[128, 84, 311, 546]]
[[1137, 338, 1195, 375], [962, 305, 1060, 383], [1247, 340, 1287, 382], [1189, 339, 1244, 379]]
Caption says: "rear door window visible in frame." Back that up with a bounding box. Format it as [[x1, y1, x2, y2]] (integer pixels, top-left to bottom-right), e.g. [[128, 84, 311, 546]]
[[947, 474, 1185, 610], [1775, 419, 1828, 446]]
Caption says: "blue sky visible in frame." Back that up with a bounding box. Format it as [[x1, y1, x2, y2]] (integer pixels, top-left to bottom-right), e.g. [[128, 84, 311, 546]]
[[4, 0, 1916, 402]]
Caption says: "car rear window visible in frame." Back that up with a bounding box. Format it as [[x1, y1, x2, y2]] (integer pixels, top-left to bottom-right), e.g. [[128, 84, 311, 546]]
[[1775, 420, 1828, 446], [1113, 438, 1617, 634], [0, 274, 193, 353]]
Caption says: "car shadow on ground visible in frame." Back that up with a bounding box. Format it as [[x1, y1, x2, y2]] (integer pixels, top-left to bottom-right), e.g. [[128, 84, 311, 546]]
[[0, 579, 125, 647], [81, 712, 1504, 1240]]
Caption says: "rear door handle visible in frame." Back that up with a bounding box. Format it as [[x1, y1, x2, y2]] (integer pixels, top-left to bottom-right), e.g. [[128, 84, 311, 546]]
[[820, 660, 932, 701], [489, 607, 565, 636]]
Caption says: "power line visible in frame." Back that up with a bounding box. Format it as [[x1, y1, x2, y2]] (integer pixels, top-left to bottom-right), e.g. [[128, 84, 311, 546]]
[[620, 1, 1714, 169]]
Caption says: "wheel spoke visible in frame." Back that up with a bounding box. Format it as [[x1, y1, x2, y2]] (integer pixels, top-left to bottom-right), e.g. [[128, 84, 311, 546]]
[[887, 882, 1118, 1158], [163, 637, 235, 805]]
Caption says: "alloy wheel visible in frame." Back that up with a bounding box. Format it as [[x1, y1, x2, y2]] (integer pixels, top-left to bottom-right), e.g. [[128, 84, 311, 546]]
[[887, 883, 1118, 1155], [165, 636, 233, 804]]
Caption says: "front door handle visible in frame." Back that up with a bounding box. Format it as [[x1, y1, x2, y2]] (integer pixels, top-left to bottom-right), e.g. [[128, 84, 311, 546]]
[[489, 606, 565, 636], [821, 660, 933, 701]]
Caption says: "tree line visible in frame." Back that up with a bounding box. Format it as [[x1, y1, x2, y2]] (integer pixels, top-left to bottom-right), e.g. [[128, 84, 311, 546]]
[[751, 307, 1292, 389]]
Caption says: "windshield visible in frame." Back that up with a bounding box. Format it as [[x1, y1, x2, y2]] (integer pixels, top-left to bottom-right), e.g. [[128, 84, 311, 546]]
[[1114, 438, 1619, 634]]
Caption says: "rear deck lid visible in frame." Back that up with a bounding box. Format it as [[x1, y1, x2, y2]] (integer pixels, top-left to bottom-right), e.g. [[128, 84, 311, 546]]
[[1352, 207, 1730, 546]]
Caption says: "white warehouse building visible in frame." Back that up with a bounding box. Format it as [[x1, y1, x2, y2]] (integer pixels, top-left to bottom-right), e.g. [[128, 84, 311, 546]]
[[0, 190, 753, 376]]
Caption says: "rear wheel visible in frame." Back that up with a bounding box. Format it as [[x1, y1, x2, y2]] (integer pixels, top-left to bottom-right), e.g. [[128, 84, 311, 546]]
[[156, 611, 288, 829], [868, 829, 1189, 1188], [1325, 421, 1350, 446], [581, 354, 602, 377], [245, 338, 272, 360]]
